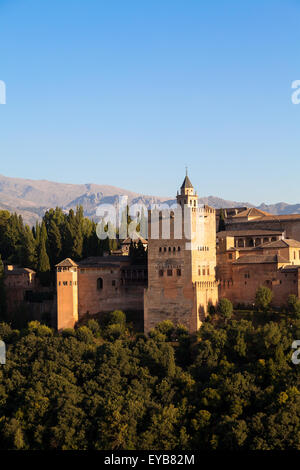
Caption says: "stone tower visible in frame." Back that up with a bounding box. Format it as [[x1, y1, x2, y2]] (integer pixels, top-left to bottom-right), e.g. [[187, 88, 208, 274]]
[[144, 173, 218, 333], [56, 258, 79, 330]]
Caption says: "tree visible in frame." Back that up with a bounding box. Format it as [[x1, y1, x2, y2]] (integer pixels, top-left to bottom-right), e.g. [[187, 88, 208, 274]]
[[20, 225, 37, 269], [287, 294, 300, 318], [255, 286, 273, 311], [47, 219, 62, 266], [0, 255, 6, 320], [218, 209, 226, 232], [104, 310, 126, 326], [36, 222, 50, 285], [218, 298, 233, 320]]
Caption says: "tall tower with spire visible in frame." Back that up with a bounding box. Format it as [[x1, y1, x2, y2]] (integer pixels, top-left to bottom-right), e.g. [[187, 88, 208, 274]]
[[176, 169, 198, 208], [144, 172, 219, 333]]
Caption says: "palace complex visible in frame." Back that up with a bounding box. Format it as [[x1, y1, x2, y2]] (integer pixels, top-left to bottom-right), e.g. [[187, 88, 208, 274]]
[[5, 174, 300, 333]]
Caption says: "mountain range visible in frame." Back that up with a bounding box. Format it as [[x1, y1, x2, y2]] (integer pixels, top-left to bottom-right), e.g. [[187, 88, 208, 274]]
[[0, 174, 299, 226]]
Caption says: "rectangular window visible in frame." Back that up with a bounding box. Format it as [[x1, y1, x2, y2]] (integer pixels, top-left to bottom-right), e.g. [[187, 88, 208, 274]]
[[159, 270, 164, 277], [177, 269, 181, 276], [167, 269, 172, 276]]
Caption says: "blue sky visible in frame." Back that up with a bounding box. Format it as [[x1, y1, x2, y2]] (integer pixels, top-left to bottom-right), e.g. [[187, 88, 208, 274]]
[[0, 0, 300, 204]]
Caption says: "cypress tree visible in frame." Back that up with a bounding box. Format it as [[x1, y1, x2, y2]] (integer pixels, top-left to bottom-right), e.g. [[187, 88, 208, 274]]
[[20, 225, 37, 269], [47, 219, 62, 266], [0, 255, 6, 320], [218, 208, 226, 232], [37, 222, 50, 273]]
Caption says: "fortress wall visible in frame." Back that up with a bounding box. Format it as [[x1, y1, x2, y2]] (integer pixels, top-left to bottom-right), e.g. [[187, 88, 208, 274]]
[[219, 263, 299, 307], [78, 268, 144, 318]]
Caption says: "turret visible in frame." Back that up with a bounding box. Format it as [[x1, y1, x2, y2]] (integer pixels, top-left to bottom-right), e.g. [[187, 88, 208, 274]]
[[176, 170, 198, 208], [56, 258, 78, 330]]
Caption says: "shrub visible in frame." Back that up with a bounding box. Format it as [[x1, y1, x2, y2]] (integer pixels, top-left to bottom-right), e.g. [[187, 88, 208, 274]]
[[86, 319, 101, 335], [104, 310, 126, 327], [27, 321, 53, 337], [61, 328, 76, 338], [155, 320, 175, 339], [217, 298, 233, 320], [255, 286, 273, 311], [287, 295, 300, 318], [104, 323, 125, 340], [76, 326, 94, 343]]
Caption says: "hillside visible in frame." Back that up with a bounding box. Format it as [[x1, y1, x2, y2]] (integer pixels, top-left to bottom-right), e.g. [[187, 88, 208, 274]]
[[0, 174, 298, 225]]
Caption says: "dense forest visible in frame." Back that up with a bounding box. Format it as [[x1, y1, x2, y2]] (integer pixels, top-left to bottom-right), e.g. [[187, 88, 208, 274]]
[[0, 302, 300, 450]]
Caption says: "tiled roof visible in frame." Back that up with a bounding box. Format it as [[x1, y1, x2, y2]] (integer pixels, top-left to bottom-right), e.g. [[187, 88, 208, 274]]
[[5, 267, 36, 275], [181, 175, 193, 189], [234, 254, 289, 265], [78, 256, 130, 267], [281, 265, 300, 272], [217, 229, 283, 237], [232, 207, 272, 219], [55, 258, 78, 268], [260, 239, 300, 249], [121, 235, 148, 245], [261, 214, 300, 221]]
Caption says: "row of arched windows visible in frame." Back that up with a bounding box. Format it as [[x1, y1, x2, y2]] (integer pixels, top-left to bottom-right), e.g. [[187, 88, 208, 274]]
[[58, 280, 77, 286], [159, 246, 181, 253], [198, 267, 210, 276], [159, 268, 181, 277]]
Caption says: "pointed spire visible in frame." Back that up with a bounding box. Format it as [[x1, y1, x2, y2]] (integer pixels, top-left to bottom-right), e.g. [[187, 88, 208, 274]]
[[181, 167, 193, 190]]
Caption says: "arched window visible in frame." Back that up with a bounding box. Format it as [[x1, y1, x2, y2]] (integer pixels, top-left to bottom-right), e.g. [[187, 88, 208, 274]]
[[97, 277, 103, 290]]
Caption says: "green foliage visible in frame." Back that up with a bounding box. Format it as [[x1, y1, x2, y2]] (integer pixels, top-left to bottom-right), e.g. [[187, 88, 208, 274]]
[[0, 255, 6, 321], [218, 208, 226, 232], [255, 286, 273, 311], [27, 321, 53, 337], [103, 310, 126, 327], [287, 295, 300, 318], [129, 239, 147, 265], [0, 206, 121, 281], [217, 298, 233, 319], [76, 326, 94, 343], [0, 310, 300, 450]]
